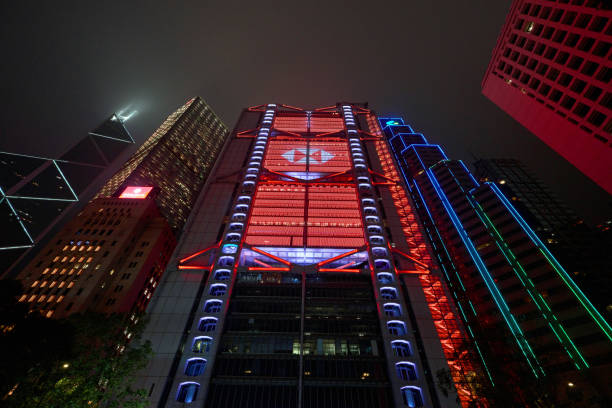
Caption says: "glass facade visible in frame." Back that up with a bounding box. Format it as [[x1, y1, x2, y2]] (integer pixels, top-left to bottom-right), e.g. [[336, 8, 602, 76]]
[[96, 97, 228, 233], [1, 114, 133, 274]]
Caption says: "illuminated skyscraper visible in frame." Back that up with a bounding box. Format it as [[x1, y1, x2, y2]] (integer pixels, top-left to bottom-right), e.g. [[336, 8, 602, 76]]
[[482, 0, 612, 193], [136, 103, 497, 408], [96, 96, 229, 234], [1, 114, 134, 274], [386, 119, 612, 405]]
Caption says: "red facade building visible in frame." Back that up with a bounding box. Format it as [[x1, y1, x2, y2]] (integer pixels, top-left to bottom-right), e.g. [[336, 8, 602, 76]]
[[482, 0, 612, 193]]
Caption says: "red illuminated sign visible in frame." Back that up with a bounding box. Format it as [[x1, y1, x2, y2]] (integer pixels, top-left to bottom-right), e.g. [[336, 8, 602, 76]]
[[119, 186, 153, 199]]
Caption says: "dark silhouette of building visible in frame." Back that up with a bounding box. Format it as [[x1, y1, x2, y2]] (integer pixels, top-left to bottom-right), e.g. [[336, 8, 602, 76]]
[[474, 158, 611, 319], [1, 114, 134, 274], [482, 0, 612, 193]]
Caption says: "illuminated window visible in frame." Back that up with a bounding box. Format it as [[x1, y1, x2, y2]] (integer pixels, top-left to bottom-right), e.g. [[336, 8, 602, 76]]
[[214, 270, 231, 281], [388, 321, 407, 336], [184, 358, 206, 376], [192, 336, 212, 353], [209, 284, 227, 297], [384, 303, 402, 317], [401, 386, 423, 407], [396, 362, 417, 380], [176, 382, 199, 403], [203, 300, 222, 313], [380, 287, 398, 300], [198, 317, 217, 332], [391, 340, 412, 357]]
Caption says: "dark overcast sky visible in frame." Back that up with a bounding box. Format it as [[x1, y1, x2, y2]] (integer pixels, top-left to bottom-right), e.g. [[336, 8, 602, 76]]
[[1, 0, 610, 224]]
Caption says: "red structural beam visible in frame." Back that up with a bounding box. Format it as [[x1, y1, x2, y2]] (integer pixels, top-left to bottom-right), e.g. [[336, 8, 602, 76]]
[[250, 247, 291, 265], [390, 247, 430, 270], [319, 268, 361, 273], [178, 265, 212, 270], [248, 267, 290, 272], [280, 104, 305, 112], [179, 241, 221, 263], [317, 248, 359, 267]]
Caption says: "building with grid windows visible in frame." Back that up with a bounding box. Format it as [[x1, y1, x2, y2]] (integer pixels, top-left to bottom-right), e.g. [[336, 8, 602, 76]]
[[131, 103, 493, 408], [15, 186, 175, 319], [131, 102, 611, 407], [96, 96, 229, 234], [1, 114, 134, 274], [482, 0, 612, 193]]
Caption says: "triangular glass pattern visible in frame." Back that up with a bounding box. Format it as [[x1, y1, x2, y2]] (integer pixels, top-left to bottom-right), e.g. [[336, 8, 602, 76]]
[[56, 161, 104, 196], [59, 136, 107, 166], [9, 197, 72, 241], [0, 153, 47, 192], [91, 135, 131, 164], [14, 163, 76, 200], [89, 116, 133, 142], [0, 199, 32, 247]]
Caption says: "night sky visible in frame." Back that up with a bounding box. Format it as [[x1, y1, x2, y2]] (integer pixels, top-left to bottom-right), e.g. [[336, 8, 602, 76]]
[[1, 1, 609, 224]]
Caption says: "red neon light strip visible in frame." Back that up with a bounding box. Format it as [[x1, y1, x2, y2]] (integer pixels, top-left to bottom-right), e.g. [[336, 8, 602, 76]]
[[314, 106, 337, 112], [337, 261, 357, 269], [313, 130, 343, 138], [248, 267, 290, 272], [317, 248, 359, 266], [319, 268, 361, 273], [179, 241, 221, 263], [247, 104, 266, 111], [391, 247, 430, 269], [178, 265, 212, 270], [251, 247, 291, 265], [280, 104, 305, 111], [253, 259, 272, 268]]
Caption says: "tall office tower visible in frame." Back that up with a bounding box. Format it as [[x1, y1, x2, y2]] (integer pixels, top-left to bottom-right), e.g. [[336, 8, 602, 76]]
[[482, 0, 612, 193], [474, 158, 611, 316], [96, 97, 228, 234], [1, 114, 134, 274], [136, 103, 494, 408], [15, 186, 175, 319], [385, 118, 612, 405]]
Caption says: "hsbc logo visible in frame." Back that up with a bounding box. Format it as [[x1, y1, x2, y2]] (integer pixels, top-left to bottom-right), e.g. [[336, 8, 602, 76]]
[[282, 148, 334, 164]]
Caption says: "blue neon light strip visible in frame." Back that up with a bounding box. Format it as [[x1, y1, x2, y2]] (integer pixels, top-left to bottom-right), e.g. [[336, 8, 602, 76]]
[[426, 168, 544, 377], [486, 182, 612, 343]]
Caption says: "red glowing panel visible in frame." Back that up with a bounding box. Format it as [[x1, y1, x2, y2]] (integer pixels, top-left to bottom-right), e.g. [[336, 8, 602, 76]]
[[245, 183, 364, 248], [119, 186, 153, 199], [310, 115, 344, 133], [263, 139, 351, 175], [274, 115, 307, 133]]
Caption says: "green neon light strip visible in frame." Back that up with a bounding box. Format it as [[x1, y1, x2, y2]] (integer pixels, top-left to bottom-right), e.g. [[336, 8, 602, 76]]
[[426, 168, 544, 377], [487, 182, 612, 343], [468, 195, 588, 369]]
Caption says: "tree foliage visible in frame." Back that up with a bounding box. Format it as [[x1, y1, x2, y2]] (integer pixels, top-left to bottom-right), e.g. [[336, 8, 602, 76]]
[[0, 279, 152, 408]]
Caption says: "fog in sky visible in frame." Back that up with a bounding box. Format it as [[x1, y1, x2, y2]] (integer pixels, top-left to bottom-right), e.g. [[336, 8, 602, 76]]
[[1, 0, 609, 224]]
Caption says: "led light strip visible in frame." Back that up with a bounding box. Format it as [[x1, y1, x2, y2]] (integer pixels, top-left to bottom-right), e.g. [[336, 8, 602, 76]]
[[173, 104, 277, 404], [342, 105, 425, 406]]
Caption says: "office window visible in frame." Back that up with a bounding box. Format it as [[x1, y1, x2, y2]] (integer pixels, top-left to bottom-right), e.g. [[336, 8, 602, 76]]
[[176, 382, 199, 403], [396, 362, 418, 381], [184, 358, 206, 376], [401, 386, 424, 407]]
